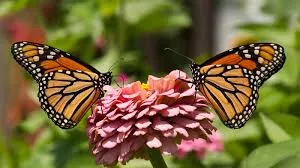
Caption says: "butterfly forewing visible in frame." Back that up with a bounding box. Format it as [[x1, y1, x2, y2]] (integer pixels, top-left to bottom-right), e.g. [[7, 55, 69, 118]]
[[11, 41, 99, 81], [200, 43, 285, 86], [191, 43, 286, 129]]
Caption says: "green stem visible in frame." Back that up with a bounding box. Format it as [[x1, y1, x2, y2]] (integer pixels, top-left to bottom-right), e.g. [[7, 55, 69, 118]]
[[146, 147, 168, 168]]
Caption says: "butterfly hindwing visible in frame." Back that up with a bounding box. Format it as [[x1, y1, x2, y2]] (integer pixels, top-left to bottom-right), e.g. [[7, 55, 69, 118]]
[[38, 70, 106, 129], [190, 43, 286, 129], [197, 64, 259, 128]]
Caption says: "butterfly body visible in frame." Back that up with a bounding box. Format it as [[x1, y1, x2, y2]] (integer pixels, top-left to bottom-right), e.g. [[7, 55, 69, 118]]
[[190, 43, 285, 128], [11, 41, 112, 129]]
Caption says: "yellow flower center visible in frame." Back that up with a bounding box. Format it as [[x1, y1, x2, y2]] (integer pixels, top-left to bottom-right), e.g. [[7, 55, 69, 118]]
[[141, 83, 150, 90]]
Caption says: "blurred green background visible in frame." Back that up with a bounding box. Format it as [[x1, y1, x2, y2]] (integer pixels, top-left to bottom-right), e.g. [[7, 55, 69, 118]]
[[1, 0, 300, 168]]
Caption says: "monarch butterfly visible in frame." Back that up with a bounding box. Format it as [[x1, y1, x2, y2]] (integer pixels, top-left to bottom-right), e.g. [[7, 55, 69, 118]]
[[175, 43, 285, 129], [11, 41, 112, 129]]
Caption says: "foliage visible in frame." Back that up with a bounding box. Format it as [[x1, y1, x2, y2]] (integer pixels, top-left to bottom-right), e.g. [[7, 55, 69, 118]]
[[1, 0, 300, 168]]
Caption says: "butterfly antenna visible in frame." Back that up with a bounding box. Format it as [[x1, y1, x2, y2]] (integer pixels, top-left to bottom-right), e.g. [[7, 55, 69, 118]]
[[164, 48, 194, 63], [108, 57, 126, 72], [113, 79, 122, 88], [118, 74, 125, 87]]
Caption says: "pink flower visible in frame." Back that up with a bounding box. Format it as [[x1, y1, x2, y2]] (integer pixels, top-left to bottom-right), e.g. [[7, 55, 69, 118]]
[[2, 16, 46, 43], [117, 72, 129, 84], [177, 131, 224, 159], [95, 36, 106, 49], [87, 70, 217, 166]]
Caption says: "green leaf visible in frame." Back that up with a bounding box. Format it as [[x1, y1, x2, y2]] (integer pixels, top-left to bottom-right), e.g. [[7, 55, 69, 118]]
[[216, 119, 262, 142], [124, 0, 190, 32], [267, 113, 300, 138], [64, 153, 101, 168], [125, 0, 166, 24], [259, 113, 291, 143], [272, 154, 300, 168], [0, 0, 30, 16], [98, 0, 120, 18], [241, 140, 300, 168], [19, 111, 46, 133], [0, 1, 14, 16]]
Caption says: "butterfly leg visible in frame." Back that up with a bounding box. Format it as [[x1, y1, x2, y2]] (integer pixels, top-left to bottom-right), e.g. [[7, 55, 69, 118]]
[[114, 79, 122, 88]]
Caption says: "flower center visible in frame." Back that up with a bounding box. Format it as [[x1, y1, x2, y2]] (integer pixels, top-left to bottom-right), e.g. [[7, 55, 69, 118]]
[[141, 83, 150, 90]]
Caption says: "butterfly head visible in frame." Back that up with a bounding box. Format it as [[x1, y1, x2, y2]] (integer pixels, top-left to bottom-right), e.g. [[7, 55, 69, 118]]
[[101, 71, 113, 86], [190, 62, 203, 90]]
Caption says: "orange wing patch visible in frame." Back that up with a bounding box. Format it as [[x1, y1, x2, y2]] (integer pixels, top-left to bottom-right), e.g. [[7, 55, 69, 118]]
[[259, 51, 273, 61], [22, 45, 37, 53], [239, 60, 257, 70], [56, 57, 92, 72], [261, 46, 274, 55], [212, 54, 242, 64]]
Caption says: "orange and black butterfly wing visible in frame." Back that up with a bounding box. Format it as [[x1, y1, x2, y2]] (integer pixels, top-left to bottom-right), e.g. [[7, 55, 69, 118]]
[[11, 41, 100, 81], [191, 43, 286, 128], [11, 41, 112, 129], [195, 64, 259, 128], [199, 43, 285, 85], [38, 70, 105, 129]]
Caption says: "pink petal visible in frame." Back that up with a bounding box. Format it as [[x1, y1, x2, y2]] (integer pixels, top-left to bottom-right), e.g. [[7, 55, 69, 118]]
[[117, 121, 134, 132], [116, 100, 133, 109], [96, 118, 107, 127], [161, 138, 177, 155], [190, 111, 215, 121], [141, 91, 158, 106], [135, 118, 151, 129], [116, 132, 126, 143], [102, 135, 118, 148], [151, 104, 168, 110], [123, 91, 141, 99], [147, 75, 175, 93], [174, 124, 189, 137], [167, 70, 187, 79], [168, 92, 180, 98], [179, 88, 195, 98], [120, 140, 132, 157], [147, 109, 157, 116], [146, 135, 162, 148], [97, 146, 120, 165], [127, 101, 139, 112], [121, 110, 138, 120], [179, 109, 188, 115], [162, 129, 176, 137], [180, 105, 197, 112], [96, 129, 108, 137], [106, 108, 118, 118], [152, 117, 173, 131], [103, 85, 118, 93], [103, 100, 122, 109], [137, 107, 149, 119], [133, 128, 148, 136], [131, 137, 146, 151], [108, 113, 123, 120], [160, 89, 174, 96], [171, 117, 200, 128], [102, 120, 123, 133], [195, 103, 209, 108], [161, 107, 180, 117], [122, 81, 142, 94]]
